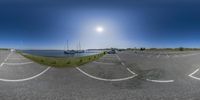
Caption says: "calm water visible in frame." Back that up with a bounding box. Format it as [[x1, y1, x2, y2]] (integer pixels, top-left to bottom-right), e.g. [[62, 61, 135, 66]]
[[22, 50, 102, 58]]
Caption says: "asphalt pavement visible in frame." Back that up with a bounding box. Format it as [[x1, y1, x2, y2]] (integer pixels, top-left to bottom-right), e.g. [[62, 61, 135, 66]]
[[1, 50, 200, 100]]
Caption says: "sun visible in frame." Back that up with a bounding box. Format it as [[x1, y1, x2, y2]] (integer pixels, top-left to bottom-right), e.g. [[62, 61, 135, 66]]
[[96, 26, 104, 33]]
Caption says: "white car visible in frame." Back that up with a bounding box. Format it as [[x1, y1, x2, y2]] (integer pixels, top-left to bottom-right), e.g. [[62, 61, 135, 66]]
[[10, 48, 15, 52]]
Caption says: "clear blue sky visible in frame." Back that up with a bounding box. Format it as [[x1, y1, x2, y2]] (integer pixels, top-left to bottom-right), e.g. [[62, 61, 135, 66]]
[[0, 0, 200, 49]]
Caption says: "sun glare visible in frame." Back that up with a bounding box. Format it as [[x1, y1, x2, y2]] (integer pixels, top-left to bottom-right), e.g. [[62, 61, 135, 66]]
[[96, 26, 104, 33]]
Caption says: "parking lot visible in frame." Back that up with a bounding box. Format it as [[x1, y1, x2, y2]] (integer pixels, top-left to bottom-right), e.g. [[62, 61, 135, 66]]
[[1, 50, 200, 100]]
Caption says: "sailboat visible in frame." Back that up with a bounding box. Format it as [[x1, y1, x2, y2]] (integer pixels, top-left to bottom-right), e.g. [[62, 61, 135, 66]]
[[76, 41, 85, 53], [64, 40, 76, 54]]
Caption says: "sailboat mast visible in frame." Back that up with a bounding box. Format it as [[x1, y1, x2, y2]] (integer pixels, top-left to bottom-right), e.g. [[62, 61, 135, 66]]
[[79, 41, 80, 51], [64, 42, 66, 50], [67, 40, 69, 50]]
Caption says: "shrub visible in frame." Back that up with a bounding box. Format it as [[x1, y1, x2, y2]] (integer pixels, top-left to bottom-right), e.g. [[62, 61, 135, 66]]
[[67, 60, 71, 64], [79, 59, 83, 63], [140, 48, 146, 51], [40, 59, 44, 62], [179, 47, 184, 51]]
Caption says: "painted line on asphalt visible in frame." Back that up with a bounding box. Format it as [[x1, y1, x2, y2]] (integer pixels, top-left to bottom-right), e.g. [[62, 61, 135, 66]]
[[166, 54, 170, 58], [156, 54, 160, 58], [0, 52, 11, 67], [115, 54, 121, 61], [116, 54, 138, 76], [120, 61, 137, 75], [0, 62, 4, 67], [118, 57, 137, 75], [116, 55, 126, 67], [134, 53, 137, 56], [126, 68, 136, 75], [93, 61, 115, 65], [121, 62, 125, 66], [0, 51, 51, 82], [76, 67, 137, 82], [3, 62, 33, 65], [0, 67, 51, 82], [4, 52, 12, 62], [188, 67, 200, 80], [146, 79, 174, 83], [192, 64, 200, 67]]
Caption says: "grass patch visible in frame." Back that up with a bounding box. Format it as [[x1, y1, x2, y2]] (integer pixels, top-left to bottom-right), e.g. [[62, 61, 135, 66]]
[[21, 52, 106, 68], [0, 48, 9, 50]]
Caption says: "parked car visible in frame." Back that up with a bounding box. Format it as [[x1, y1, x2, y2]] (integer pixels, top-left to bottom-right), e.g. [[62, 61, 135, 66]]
[[10, 48, 16, 52], [107, 50, 117, 54]]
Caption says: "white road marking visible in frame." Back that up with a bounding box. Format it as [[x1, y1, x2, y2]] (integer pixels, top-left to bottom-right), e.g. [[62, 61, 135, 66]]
[[188, 67, 200, 80], [0, 52, 11, 67], [146, 79, 174, 83], [0, 67, 50, 82], [116, 54, 137, 75], [0, 62, 4, 67], [192, 64, 200, 67], [76, 67, 137, 82], [116, 56, 137, 75], [126, 68, 136, 75], [116, 55, 126, 67], [93, 61, 115, 65], [121, 62, 125, 66], [4, 62, 33, 65], [166, 54, 170, 58], [4, 52, 12, 62], [0, 51, 51, 82], [115, 54, 121, 61]]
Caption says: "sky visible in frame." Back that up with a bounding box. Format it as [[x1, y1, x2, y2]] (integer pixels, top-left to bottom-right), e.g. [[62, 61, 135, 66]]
[[0, 0, 200, 49]]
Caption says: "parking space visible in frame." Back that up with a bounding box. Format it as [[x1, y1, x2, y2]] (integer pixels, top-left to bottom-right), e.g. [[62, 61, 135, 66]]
[[0, 50, 50, 82], [1, 50, 200, 99], [76, 54, 137, 81], [126, 50, 200, 59], [0, 50, 10, 63]]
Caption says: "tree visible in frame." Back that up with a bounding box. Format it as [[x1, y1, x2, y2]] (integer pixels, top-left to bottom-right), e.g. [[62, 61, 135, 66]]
[[179, 47, 184, 51], [140, 48, 146, 51]]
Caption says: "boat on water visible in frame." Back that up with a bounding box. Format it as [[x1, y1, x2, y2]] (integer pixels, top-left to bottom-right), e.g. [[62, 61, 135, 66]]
[[75, 41, 85, 53], [64, 40, 85, 54], [64, 50, 76, 54], [75, 50, 85, 53], [64, 40, 76, 54]]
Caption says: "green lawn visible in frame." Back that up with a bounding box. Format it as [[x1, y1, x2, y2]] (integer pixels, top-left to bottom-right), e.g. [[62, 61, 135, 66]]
[[21, 52, 106, 68]]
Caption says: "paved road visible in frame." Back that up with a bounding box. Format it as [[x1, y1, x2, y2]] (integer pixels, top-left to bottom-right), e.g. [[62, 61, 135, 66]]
[[1, 50, 200, 100]]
